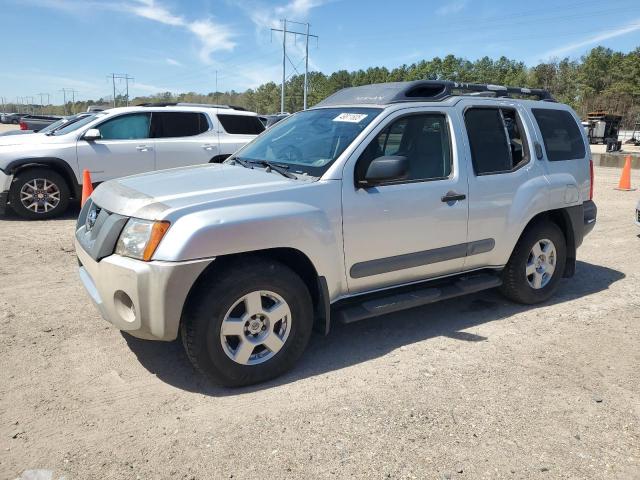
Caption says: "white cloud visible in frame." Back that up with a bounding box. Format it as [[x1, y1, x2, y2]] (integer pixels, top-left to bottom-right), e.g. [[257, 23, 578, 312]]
[[436, 0, 468, 16], [537, 19, 640, 60], [165, 57, 182, 66], [240, 0, 330, 29], [128, 0, 184, 26]]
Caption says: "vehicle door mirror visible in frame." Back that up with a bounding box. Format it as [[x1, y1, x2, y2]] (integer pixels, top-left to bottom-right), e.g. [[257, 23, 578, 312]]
[[358, 156, 409, 187], [84, 128, 101, 141]]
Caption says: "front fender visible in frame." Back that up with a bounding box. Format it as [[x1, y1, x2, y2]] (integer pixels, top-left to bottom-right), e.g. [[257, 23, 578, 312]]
[[153, 201, 346, 299]]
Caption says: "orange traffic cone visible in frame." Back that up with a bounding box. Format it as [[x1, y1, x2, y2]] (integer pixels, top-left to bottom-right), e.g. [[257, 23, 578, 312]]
[[81, 169, 94, 206], [615, 155, 636, 191]]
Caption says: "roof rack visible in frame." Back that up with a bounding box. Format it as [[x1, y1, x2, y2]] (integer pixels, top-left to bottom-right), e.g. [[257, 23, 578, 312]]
[[315, 80, 556, 107], [135, 102, 247, 111]]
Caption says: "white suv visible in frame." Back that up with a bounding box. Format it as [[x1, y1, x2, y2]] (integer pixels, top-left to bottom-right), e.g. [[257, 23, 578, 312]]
[[0, 104, 264, 219]]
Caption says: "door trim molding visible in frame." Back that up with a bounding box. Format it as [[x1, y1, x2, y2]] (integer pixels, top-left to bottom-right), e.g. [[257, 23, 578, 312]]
[[349, 238, 495, 279]]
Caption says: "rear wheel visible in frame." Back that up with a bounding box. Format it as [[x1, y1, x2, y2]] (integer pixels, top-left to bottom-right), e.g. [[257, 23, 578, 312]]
[[499, 220, 566, 304], [181, 257, 313, 387], [9, 168, 70, 220]]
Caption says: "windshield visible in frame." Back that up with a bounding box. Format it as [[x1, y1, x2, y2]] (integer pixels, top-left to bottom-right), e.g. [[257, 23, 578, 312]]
[[230, 107, 382, 176], [52, 113, 101, 136], [41, 114, 90, 134]]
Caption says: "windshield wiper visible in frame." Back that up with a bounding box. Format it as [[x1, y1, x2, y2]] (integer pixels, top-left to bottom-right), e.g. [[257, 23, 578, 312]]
[[229, 157, 252, 169], [252, 160, 297, 179]]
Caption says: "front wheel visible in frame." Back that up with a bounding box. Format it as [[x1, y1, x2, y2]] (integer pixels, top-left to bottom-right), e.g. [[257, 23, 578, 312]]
[[181, 258, 313, 387], [9, 168, 70, 219], [499, 220, 566, 304]]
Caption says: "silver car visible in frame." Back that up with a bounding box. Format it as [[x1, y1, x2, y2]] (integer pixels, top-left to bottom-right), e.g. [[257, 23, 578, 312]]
[[75, 80, 597, 386]]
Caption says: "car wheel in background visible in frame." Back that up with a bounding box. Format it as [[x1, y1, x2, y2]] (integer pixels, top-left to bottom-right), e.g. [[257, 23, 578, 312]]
[[9, 168, 70, 220]]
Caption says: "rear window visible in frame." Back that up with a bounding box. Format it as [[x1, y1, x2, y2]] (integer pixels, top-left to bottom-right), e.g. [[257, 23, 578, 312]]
[[532, 109, 586, 161], [151, 112, 209, 138], [217, 114, 265, 135]]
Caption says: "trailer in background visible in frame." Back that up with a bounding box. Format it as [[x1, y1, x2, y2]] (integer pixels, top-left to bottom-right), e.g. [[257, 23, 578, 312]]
[[585, 111, 622, 151]]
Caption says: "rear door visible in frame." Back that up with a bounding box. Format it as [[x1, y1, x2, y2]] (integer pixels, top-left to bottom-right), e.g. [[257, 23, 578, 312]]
[[76, 112, 154, 183], [217, 113, 265, 157], [151, 111, 216, 170]]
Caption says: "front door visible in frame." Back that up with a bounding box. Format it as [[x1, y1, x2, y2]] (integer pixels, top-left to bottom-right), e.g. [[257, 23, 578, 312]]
[[342, 109, 470, 294], [76, 112, 154, 183]]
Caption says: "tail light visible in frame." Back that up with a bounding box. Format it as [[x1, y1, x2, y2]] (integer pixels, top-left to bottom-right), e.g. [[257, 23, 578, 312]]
[[19, 121, 27, 130], [589, 158, 594, 200]]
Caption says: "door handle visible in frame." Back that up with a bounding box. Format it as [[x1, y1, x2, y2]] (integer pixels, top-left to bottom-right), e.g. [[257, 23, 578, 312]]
[[136, 145, 152, 152], [202, 144, 217, 151], [441, 191, 466, 203]]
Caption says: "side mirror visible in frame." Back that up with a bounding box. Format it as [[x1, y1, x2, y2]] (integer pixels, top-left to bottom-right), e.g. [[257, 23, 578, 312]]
[[358, 156, 409, 187], [84, 128, 101, 141]]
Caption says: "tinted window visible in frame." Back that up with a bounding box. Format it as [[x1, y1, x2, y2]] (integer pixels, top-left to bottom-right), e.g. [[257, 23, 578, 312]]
[[465, 108, 528, 175], [97, 113, 150, 140], [357, 114, 452, 182], [218, 114, 265, 135], [151, 112, 208, 138], [532, 108, 586, 161]]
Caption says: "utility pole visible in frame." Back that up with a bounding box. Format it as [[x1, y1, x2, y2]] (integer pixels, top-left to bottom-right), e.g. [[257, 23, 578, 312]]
[[109, 73, 134, 107], [60, 89, 78, 114], [271, 19, 318, 112], [37, 93, 50, 114]]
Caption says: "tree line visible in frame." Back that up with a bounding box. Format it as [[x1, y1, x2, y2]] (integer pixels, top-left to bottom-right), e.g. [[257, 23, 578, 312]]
[[6, 46, 639, 128]]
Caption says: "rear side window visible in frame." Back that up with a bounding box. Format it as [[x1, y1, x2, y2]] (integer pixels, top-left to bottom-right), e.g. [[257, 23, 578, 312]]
[[151, 112, 208, 138], [464, 107, 529, 175], [532, 108, 586, 161], [217, 114, 265, 135]]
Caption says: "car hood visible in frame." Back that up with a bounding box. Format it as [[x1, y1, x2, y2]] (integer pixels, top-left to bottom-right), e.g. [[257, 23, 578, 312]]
[[91, 163, 309, 219], [0, 132, 60, 146]]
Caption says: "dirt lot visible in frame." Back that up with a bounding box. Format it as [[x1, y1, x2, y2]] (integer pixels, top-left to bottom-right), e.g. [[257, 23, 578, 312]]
[[0, 124, 20, 133], [0, 166, 639, 480]]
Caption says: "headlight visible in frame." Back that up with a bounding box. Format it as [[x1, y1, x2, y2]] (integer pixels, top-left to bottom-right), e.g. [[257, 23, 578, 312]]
[[115, 218, 170, 261]]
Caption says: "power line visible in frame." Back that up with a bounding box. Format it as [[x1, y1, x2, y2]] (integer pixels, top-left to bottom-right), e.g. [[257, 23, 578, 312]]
[[59, 88, 78, 114], [109, 73, 134, 107], [271, 19, 319, 112]]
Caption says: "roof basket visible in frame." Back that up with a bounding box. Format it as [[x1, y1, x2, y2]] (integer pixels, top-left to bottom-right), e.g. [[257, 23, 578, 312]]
[[315, 80, 556, 107]]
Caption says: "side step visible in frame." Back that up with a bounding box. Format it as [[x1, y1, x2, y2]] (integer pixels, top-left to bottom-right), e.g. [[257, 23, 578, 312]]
[[335, 273, 502, 324]]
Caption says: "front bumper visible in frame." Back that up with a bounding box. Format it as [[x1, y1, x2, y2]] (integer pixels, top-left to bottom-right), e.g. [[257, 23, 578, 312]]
[[75, 238, 213, 341]]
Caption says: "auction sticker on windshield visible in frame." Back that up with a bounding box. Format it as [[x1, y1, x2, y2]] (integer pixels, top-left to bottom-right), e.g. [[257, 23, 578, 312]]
[[333, 113, 368, 123]]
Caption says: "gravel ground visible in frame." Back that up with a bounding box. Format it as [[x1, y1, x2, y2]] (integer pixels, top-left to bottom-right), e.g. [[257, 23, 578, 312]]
[[0, 166, 639, 480]]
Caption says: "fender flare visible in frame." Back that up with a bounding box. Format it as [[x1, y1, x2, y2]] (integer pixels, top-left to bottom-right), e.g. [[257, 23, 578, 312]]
[[3, 157, 81, 197]]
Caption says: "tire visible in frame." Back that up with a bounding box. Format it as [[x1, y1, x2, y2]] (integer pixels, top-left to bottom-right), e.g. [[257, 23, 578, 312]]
[[181, 257, 313, 387], [9, 168, 70, 220], [499, 220, 566, 305], [11, 119, 18, 124]]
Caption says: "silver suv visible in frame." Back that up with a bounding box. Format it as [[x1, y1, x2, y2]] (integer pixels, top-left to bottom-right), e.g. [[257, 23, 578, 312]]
[[0, 104, 264, 219], [74, 81, 597, 386]]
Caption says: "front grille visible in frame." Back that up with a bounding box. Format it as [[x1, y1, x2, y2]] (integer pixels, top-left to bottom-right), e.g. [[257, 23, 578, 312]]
[[76, 200, 129, 261]]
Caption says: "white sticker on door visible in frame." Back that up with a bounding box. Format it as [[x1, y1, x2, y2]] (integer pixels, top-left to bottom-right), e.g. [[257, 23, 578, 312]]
[[333, 113, 368, 123]]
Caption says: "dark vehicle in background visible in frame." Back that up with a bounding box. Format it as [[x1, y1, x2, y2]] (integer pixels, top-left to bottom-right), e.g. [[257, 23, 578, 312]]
[[1, 113, 24, 124], [19, 114, 63, 132], [264, 113, 290, 128], [0, 113, 93, 137]]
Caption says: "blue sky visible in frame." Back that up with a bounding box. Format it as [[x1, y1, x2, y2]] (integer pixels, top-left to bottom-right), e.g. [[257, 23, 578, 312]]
[[2, 0, 640, 104]]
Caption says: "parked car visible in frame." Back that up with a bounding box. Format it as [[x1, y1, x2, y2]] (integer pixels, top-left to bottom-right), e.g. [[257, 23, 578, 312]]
[[1, 113, 24, 124], [0, 113, 93, 137], [18, 114, 63, 132], [74, 80, 597, 386], [264, 113, 290, 128], [0, 105, 264, 219]]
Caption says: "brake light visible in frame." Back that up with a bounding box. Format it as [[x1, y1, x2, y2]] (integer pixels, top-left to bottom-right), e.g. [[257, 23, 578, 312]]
[[589, 158, 594, 200], [19, 121, 27, 130]]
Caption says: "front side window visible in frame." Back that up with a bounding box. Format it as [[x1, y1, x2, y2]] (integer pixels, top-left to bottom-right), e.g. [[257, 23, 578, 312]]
[[231, 107, 382, 177], [97, 113, 151, 140], [151, 112, 209, 138], [357, 113, 452, 183], [53, 113, 101, 136], [218, 114, 265, 135], [531, 108, 586, 161], [465, 107, 529, 175]]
